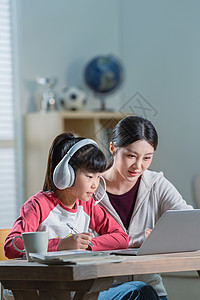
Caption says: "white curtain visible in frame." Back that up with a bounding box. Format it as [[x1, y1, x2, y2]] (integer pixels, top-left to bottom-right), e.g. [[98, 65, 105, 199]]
[[0, 0, 17, 228]]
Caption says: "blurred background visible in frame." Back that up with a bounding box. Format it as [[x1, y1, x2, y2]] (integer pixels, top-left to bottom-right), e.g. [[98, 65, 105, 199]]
[[1, 1, 200, 298], [11, 0, 200, 211]]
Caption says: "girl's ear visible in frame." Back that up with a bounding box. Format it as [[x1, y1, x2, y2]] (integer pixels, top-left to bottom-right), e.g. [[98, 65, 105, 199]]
[[110, 142, 116, 155]]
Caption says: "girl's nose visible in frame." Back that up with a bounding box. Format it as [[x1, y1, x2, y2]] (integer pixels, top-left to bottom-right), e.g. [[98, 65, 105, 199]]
[[91, 179, 99, 189], [91, 183, 96, 189]]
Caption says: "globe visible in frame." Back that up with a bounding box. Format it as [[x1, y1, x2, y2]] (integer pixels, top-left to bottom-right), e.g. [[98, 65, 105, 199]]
[[84, 55, 123, 110]]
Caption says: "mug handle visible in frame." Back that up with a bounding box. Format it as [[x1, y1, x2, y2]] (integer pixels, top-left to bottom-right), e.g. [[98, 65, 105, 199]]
[[12, 236, 25, 253]]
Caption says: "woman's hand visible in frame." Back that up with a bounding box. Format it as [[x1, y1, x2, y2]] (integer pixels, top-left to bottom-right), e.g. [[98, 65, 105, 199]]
[[145, 228, 152, 238], [57, 232, 92, 251]]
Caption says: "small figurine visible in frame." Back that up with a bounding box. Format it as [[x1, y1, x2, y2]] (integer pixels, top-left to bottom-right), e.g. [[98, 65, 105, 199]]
[[60, 86, 87, 111]]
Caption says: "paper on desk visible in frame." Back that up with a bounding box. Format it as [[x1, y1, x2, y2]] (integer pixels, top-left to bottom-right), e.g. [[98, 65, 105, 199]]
[[29, 250, 125, 265]]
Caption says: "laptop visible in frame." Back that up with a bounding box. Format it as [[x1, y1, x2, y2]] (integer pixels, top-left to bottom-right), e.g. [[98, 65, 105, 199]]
[[111, 209, 200, 256]]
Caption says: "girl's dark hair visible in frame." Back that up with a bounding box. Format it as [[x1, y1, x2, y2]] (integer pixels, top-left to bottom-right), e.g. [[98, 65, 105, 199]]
[[43, 132, 107, 192], [112, 116, 158, 150]]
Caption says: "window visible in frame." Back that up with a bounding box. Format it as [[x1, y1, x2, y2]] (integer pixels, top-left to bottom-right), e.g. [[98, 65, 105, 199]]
[[0, 0, 17, 228]]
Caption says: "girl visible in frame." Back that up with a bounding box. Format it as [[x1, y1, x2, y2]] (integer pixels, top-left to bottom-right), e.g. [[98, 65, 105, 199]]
[[4, 132, 159, 300], [95, 116, 193, 300]]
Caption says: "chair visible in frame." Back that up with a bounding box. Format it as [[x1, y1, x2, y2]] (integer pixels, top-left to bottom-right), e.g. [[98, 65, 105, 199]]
[[0, 229, 10, 261], [193, 174, 200, 208], [0, 229, 11, 300]]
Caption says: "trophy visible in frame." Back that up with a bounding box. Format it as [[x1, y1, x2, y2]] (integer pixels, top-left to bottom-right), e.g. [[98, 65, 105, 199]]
[[36, 77, 57, 112]]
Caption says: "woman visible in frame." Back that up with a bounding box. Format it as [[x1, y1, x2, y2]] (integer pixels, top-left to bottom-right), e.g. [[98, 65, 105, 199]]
[[95, 116, 193, 300]]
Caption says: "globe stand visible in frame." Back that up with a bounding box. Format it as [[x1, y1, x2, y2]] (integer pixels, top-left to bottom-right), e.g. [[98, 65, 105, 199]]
[[93, 95, 113, 112], [100, 96, 106, 111]]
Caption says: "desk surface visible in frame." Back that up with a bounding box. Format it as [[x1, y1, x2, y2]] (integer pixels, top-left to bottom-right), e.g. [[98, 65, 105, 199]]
[[0, 251, 200, 300]]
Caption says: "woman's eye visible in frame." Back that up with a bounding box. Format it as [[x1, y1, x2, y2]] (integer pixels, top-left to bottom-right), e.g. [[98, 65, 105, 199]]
[[128, 154, 135, 158], [144, 157, 151, 160]]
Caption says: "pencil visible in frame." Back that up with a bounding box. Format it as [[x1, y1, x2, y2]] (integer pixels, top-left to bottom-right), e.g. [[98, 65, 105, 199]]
[[66, 222, 94, 247]]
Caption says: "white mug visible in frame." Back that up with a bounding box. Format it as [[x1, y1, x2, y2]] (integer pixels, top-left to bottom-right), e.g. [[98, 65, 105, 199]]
[[12, 231, 48, 262]]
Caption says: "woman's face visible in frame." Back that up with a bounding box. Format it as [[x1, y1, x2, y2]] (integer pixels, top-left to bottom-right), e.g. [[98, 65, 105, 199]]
[[111, 140, 154, 182]]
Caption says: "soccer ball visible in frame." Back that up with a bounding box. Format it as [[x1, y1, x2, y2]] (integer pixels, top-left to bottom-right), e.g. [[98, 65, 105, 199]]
[[61, 86, 87, 111]]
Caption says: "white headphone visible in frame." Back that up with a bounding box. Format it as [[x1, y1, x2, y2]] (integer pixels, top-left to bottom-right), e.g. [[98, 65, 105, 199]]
[[53, 139, 98, 189]]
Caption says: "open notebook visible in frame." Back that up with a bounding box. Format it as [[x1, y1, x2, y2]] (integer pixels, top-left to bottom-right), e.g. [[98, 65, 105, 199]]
[[111, 209, 200, 256]]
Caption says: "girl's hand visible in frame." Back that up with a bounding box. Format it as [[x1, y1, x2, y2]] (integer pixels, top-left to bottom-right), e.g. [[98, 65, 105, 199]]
[[145, 228, 152, 238], [57, 232, 92, 251]]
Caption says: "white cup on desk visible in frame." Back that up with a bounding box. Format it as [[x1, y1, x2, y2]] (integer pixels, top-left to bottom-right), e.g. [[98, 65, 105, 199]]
[[12, 231, 49, 262]]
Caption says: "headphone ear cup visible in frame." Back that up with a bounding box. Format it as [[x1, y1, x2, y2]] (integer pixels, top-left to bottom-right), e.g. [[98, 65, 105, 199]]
[[67, 164, 75, 188], [53, 163, 75, 189], [53, 162, 74, 189]]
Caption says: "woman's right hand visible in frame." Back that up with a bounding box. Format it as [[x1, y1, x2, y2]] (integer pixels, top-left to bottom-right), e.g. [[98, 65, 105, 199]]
[[57, 232, 92, 251], [145, 228, 152, 238]]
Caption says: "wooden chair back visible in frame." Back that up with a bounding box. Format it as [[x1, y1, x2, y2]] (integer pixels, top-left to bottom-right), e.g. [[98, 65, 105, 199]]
[[0, 229, 10, 261]]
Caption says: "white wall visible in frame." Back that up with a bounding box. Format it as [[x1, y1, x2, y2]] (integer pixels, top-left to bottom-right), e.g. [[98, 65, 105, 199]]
[[16, 0, 122, 112], [15, 0, 200, 208], [121, 0, 200, 207]]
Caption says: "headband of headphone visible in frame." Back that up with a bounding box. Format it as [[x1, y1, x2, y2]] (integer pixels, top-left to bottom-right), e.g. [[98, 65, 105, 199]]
[[53, 138, 98, 189]]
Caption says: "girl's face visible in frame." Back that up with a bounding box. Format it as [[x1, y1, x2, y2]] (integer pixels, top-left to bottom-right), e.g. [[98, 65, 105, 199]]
[[111, 140, 154, 182], [68, 169, 101, 202]]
